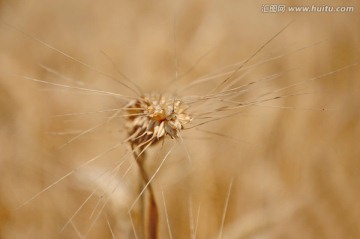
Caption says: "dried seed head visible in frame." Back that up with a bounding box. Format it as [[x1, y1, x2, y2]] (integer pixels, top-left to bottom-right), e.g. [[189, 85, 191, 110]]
[[126, 93, 192, 147]]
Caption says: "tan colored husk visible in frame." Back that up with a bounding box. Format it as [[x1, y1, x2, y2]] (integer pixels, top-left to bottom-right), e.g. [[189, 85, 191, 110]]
[[0, 1, 359, 239]]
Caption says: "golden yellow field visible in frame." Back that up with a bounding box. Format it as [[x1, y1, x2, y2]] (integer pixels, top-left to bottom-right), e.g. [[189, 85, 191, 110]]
[[0, 0, 359, 238]]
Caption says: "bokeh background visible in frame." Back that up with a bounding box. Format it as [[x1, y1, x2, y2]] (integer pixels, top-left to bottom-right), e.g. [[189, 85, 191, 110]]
[[0, 0, 359, 238]]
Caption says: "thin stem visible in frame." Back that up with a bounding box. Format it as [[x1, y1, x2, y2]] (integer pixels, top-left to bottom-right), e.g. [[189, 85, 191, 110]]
[[131, 143, 159, 239]]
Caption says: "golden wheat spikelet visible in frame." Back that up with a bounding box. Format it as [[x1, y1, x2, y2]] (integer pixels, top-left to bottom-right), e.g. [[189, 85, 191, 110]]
[[126, 93, 192, 147], [0, 1, 359, 239]]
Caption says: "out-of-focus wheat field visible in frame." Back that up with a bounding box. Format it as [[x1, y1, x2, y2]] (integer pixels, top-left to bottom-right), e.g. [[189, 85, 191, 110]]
[[0, 0, 359, 238]]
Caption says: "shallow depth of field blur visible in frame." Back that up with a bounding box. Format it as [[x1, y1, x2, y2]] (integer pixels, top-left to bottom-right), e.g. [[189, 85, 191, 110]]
[[0, 0, 359, 238]]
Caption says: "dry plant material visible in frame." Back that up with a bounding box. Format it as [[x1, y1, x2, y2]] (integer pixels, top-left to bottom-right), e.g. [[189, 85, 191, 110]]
[[125, 93, 192, 239], [2, 3, 359, 238], [126, 93, 192, 147]]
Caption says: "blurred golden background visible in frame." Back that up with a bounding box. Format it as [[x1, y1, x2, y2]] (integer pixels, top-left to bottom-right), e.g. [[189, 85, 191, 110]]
[[0, 0, 359, 238]]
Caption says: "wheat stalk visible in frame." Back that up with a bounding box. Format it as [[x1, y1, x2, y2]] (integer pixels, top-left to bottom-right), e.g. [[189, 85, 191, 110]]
[[1, 1, 359, 238], [124, 93, 192, 238]]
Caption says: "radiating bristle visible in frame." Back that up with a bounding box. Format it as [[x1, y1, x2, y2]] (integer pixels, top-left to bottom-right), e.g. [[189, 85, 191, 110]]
[[1, 1, 359, 239]]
